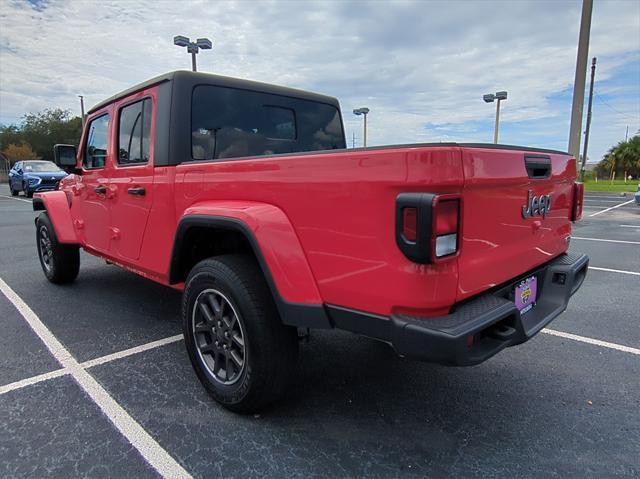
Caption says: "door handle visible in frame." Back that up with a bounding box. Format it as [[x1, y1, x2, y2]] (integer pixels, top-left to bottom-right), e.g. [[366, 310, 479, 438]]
[[94, 185, 107, 194], [127, 187, 146, 196]]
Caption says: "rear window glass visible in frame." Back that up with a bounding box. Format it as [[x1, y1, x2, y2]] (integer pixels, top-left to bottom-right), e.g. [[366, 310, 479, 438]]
[[191, 85, 344, 160]]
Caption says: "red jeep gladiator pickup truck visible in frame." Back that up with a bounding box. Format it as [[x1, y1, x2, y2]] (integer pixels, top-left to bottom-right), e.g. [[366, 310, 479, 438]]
[[34, 71, 588, 412]]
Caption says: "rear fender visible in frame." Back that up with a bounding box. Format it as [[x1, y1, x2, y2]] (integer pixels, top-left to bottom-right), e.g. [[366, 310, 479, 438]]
[[32, 191, 78, 244], [171, 201, 330, 328]]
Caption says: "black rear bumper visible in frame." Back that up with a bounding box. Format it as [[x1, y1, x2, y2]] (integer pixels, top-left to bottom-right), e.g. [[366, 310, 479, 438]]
[[327, 252, 589, 366]]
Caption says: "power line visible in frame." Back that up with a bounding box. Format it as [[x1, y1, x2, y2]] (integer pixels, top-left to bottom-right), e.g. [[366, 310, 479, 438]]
[[593, 92, 639, 122]]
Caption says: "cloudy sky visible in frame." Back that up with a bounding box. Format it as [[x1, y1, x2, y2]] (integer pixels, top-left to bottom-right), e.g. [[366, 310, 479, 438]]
[[0, 0, 638, 162]]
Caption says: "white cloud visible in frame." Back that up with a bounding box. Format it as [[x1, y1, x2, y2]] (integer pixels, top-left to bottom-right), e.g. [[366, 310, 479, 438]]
[[0, 0, 638, 161]]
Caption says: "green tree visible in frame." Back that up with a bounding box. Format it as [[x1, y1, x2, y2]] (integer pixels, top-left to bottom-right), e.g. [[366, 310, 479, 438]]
[[0, 125, 22, 151], [594, 135, 640, 179], [20, 109, 83, 160]]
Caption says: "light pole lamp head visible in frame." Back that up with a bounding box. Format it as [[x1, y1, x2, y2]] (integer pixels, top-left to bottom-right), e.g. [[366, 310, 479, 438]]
[[483, 93, 495, 103], [174, 35, 190, 47], [353, 107, 370, 116], [196, 38, 212, 50], [495, 91, 508, 100]]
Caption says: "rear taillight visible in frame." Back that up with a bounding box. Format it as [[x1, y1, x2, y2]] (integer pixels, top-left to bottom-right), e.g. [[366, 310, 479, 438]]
[[571, 182, 584, 222], [433, 197, 460, 259], [396, 193, 461, 264], [402, 207, 417, 242]]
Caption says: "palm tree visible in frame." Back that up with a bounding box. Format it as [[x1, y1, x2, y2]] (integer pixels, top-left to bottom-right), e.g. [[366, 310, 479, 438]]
[[595, 135, 640, 179]]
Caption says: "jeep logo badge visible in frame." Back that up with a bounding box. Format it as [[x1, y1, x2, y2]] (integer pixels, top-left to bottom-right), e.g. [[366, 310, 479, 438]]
[[522, 190, 552, 219]]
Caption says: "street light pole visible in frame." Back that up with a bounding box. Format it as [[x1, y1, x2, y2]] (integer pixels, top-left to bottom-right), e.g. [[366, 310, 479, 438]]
[[494, 98, 501, 144], [174, 35, 213, 72], [483, 91, 507, 144], [568, 0, 593, 160], [353, 107, 370, 147], [363, 111, 368, 147]]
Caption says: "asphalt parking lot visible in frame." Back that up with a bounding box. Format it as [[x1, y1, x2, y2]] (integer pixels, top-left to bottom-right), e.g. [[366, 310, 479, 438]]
[[1, 185, 639, 478]]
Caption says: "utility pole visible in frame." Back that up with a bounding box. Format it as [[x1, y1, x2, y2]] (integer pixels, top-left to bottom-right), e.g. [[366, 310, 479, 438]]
[[568, 0, 593, 160], [580, 57, 596, 181], [352, 131, 356, 148], [625, 125, 629, 141], [78, 95, 85, 127]]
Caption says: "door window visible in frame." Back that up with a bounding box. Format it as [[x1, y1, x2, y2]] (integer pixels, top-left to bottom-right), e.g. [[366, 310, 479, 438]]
[[118, 98, 152, 165], [83, 114, 110, 169]]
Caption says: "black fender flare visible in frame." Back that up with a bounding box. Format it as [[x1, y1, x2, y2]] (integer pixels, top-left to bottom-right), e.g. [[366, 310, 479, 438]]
[[169, 215, 331, 329]]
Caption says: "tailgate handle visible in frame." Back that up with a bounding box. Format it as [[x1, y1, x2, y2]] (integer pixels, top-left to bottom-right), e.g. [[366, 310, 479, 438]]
[[524, 156, 551, 179]]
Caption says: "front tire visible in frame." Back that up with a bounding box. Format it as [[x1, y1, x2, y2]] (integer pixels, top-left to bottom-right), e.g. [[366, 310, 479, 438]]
[[10, 183, 18, 196], [36, 213, 80, 284], [183, 255, 298, 413]]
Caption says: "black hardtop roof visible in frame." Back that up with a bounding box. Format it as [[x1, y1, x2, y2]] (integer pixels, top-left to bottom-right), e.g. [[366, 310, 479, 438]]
[[88, 70, 341, 114]]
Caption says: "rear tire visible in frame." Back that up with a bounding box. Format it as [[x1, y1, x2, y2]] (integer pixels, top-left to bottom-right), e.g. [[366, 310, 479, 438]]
[[36, 213, 80, 284], [182, 254, 298, 413]]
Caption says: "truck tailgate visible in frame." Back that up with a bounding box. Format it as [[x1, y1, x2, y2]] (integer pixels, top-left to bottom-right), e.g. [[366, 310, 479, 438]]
[[457, 146, 576, 301]]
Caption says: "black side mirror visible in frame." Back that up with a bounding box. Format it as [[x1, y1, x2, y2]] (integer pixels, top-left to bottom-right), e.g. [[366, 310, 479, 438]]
[[53, 144, 79, 174]]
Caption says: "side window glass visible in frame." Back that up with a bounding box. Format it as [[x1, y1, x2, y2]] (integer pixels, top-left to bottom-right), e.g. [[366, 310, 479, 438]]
[[83, 114, 110, 169], [118, 98, 152, 165]]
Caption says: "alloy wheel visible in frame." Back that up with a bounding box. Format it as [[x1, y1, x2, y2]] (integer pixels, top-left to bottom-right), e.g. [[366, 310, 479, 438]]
[[192, 288, 247, 385], [38, 225, 53, 272]]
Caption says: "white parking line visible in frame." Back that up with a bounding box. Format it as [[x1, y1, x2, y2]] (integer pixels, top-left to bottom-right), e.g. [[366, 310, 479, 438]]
[[542, 329, 640, 356], [0, 368, 69, 395], [573, 236, 640, 245], [620, 225, 640, 228], [0, 277, 191, 479], [0, 194, 32, 204], [0, 334, 184, 394], [589, 266, 640, 277], [81, 334, 183, 369], [589, 199, 635, 217]]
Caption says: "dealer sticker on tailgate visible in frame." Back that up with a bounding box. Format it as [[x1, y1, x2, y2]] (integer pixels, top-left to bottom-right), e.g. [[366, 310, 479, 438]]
[[515, 276, 537, 314]]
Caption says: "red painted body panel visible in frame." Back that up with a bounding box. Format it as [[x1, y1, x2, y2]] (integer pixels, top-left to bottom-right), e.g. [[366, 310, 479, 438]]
[[108, 89, 158, 262], [33, 191, 78, 244], [456, 147, 573, 300], [172, 147, 464, 316]]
